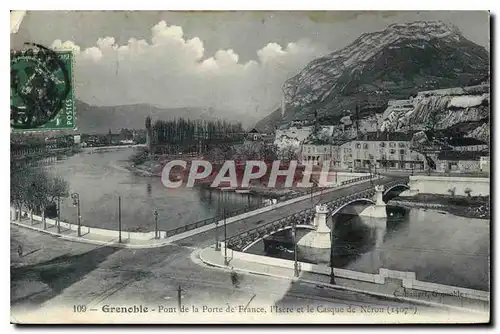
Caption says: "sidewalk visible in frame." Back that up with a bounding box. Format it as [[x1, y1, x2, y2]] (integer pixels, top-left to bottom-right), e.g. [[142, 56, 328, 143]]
[[199, 246, 489, 313], [10, 219, 171, 249]]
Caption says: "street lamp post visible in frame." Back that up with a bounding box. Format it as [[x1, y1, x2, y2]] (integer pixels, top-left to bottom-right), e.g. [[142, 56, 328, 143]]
[[71, 193, 81, 237], [369, 162, 373, 187], [330, 218, 336, 285], [215, 220, 220, 251], [154, 210, 158, 239], [293, 221, 299, 277], [223, 207, 228, 265], [118, 196, 122, 243], [57, 195, 61, 234]]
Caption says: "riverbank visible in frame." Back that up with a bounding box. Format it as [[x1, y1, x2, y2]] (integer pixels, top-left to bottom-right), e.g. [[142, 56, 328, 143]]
[[126, 151, 307, 197], [390, 194, 490, 219]]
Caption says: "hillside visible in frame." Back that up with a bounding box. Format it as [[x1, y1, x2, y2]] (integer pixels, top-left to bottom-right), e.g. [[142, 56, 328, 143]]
[[255, 21, 489, 133], [74, 100, 256, 134]]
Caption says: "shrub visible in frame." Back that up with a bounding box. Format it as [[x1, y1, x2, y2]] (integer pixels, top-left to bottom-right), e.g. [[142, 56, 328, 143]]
[[464, 187, 472, 197], [130, 149, 149, 166]]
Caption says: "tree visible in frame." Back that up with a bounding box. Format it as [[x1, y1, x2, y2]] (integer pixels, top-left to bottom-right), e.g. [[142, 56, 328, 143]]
[[119, 128, 133, 140], [11, 166, 70, 228], [10, 165, 30, 221], [260, 143, 279, 162], [20, 168, 49, 225], [206, 147, 225, 164], [45, 175, 70, 228], [279, 145, 298, 161]]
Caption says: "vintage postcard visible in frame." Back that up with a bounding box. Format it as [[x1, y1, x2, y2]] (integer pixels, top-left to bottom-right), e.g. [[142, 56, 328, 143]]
[[10, 10, 490, 324]]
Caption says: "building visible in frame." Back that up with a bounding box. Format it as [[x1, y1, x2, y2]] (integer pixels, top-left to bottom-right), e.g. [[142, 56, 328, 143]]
[[247, 128, 262, 141], [300, 144, 335, 166], [274, 125, 335, 150], [339, 132, 426, 171], [446, 137, 488, 152], [436, 151, 488, 173], [480, 156, 490, 172]]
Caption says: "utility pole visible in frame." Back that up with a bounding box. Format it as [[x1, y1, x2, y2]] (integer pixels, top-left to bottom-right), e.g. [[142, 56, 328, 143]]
[[215, 220, 220, 251], [177, 285, 183, 311], [154, 210, 158, 239], [224, 207, 228, 266], [118, 196, 122, 243], [71, 193, 81, 237], [293, 222, 299, 277], [330, 218, 336, 285], [369, 162, 373, 187], [56, 195, 61, 234], [216, 192, 221, 251]]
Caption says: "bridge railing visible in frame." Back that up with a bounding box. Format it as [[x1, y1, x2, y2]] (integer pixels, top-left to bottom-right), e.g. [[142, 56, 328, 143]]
[[226, 176, 392, 251], [162, 173, 378, 239], [226, 178, 411, 251], [227, 207, 317, 251]]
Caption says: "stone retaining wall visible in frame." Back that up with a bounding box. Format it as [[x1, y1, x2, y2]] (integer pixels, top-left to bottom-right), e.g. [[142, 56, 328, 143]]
[[221, 243, 489, 302], [400, 175, 490, 197]]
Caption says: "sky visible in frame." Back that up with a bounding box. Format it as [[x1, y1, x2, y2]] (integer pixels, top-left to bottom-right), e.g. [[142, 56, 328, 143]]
[[11, 11, 490, 122]]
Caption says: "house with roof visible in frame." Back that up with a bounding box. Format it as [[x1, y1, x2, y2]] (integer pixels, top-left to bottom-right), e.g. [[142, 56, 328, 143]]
[[247, 128, 262, 141], [339, 132, 427, 171], [436, 151, 488, 173], [446, 137, 489, 152]]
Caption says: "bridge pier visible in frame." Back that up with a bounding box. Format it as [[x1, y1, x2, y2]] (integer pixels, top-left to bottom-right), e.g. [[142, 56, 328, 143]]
[[371, 219, 387, 272], [358, 215, 387, 272], [296, 204, 332, 264], [359, 185, 387, 219], [398, 177, 419, 197]]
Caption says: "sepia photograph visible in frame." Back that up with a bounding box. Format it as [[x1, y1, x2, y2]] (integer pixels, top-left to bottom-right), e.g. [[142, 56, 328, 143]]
[[9, 9, 490, 324]]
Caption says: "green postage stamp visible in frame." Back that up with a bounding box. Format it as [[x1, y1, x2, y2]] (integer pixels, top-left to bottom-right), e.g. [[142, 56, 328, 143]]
[[10, 44, 75, 131]]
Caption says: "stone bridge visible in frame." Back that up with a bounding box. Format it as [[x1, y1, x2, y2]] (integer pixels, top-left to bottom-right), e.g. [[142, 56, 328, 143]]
[[226, 178, 409, 252]]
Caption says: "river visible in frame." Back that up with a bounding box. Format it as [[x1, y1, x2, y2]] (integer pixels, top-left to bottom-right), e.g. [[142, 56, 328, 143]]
[[51, 148, 264, 232], [48, 148, 489, 291], [246, 206, 490, 291]]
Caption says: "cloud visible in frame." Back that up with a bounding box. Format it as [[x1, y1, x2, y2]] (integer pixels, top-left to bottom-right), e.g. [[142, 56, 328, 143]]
[[50, 20, 327, 124], [51, 39, 81, 54]]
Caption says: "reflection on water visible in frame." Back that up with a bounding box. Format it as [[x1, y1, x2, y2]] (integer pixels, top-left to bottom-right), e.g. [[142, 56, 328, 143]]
[[247, 206, 489, 291], [50, 148, 263, 231], [252, 206, 408, 266]]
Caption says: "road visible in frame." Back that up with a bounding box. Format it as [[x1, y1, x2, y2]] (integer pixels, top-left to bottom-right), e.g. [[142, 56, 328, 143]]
[[174, 177, 397, 248], [11, 223, 440, 323]]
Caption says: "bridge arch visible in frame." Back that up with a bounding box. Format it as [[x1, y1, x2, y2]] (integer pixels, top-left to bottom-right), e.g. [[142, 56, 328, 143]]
[[241, 224, 315, 252], [329, 198, 376, 218], [382, 184, 410, 203]]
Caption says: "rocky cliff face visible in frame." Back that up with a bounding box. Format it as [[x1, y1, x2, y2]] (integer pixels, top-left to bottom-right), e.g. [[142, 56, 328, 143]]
[[381, 84, 490, 142], [256, 21, 489, 134]]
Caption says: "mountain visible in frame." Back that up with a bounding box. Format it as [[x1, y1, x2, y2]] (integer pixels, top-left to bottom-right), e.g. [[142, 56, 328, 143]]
[[74, 100, 256, 134], [255, 21, 489, 132]]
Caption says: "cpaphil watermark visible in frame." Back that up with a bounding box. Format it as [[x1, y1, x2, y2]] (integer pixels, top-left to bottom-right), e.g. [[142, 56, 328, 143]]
[[160, 160, 348, 189]]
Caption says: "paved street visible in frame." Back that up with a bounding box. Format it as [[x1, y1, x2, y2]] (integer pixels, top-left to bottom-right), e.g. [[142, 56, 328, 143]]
[[12, 176, 484, 323], [11, 223, 446, 323]]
